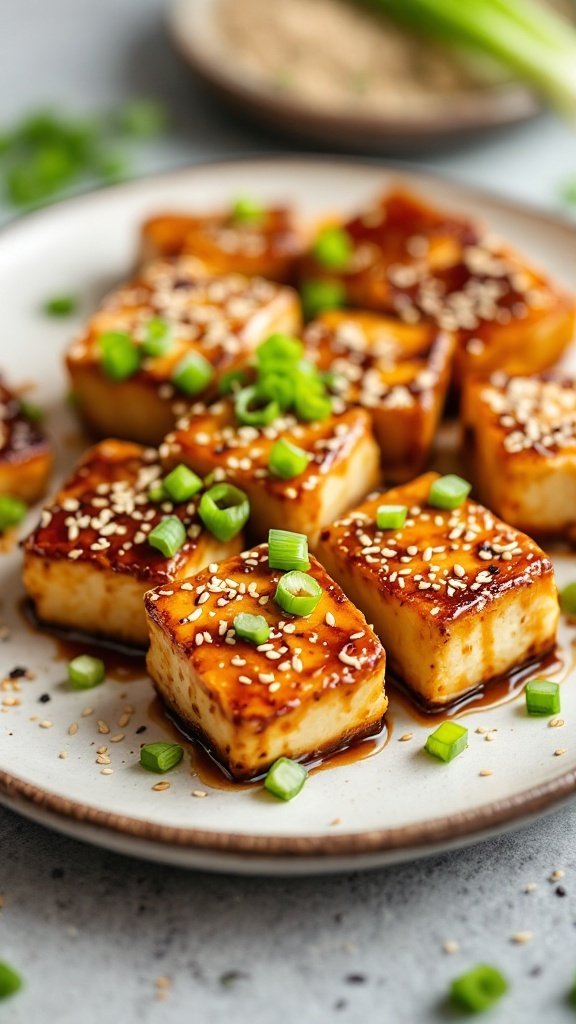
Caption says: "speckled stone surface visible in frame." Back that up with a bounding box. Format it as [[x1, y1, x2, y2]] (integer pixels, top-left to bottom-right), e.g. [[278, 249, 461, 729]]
[[2, 1, 576, 1021]]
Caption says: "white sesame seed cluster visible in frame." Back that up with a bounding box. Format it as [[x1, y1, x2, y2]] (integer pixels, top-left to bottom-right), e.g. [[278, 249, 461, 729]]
[[148, 546, 380, 696], [479, 375, 576, 455]]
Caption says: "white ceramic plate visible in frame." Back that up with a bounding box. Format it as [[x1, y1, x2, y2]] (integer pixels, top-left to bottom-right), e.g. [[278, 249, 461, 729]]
[[1, 158, 575, 876]]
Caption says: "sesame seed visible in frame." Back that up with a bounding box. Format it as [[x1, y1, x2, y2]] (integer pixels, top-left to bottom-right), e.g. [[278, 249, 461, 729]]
[[511, 931, 533, 945], [152, 781, 171, 792]]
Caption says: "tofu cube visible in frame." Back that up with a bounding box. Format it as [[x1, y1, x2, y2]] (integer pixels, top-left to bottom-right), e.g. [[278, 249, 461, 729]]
[[0, 380, 52, 502], [301, 189, 575, 389], [22, 439, 242, 646], [161, 400, 381, 546], [139, 205, 304, 283], [144, 546, 387, 779], [303, 310, 455, 481], [317, 471, 559, 707], [66, 257, 301, 445], [463, 373, 576, 537]]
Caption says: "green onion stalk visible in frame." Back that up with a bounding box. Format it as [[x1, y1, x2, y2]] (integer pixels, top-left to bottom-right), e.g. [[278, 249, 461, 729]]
[[359, 0, 576, 117]]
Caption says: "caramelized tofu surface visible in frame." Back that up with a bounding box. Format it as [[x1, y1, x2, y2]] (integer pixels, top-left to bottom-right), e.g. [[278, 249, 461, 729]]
[[301, 189, 575, 388], [464, 373, 576, 537], [0, 380, 52, 502], [139, 206, 304, 282], [145, 547, 387, 779], [303, 310, 455, 480], [162, 400, 381, 546], [66, 257, 301, 445], [22, 440, 241, 646], [317, 472, 559, 706]]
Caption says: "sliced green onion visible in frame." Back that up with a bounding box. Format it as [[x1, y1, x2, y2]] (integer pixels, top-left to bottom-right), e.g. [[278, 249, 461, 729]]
[[450, 964, 508, 1013], [233, 612, 270, 645], [199, 483, 250, 541], [268, 438, 310, 480], [525, 678, 560, 716], [162, 464, 202, 503], [300, 279, 346, 320], [257, 373, 295, 412], [0, 494, 27, 532], [148, 483, 167, 503], [231, 196, 265, 225], [428, 474, 471, 510], [67, 654, 106, 690], [235, 385, 279, 427], [19, 399, 43, 423], [99, 331, 140, 381], [141, 317, 174, 357], [256, 333, 304, 370], [376, 504, 408, 530], [0, 961, 23, 1000], [264, 757, 307, 800], [268, 529, 310, 571], [147, 515, 187, 557], [294, 387, 332, 423], [140, 741, 184, 774], [424, 721, 468, 762], [43, 294, 77, 316], [275, 570, 322, 617], [560, 582, 576, 616], [171, 352, 214, 396], [218, 368, 248, 396], [312, 226, 353, 271]]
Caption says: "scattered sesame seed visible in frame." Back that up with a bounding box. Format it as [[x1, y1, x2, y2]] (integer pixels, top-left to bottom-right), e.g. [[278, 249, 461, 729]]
[[153, 781, 171, 792], [511, 931, 533, 945], [192, 789, 207, 798], [442, 940, 460, 955]]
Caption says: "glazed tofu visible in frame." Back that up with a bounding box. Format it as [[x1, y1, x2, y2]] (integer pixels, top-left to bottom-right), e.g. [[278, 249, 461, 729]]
[[317, 471, 559, 707], [303, 310, 455, 481], [66, 257, 301, 445], [0, 380, 52, 502], [464, 373, 576, 538], [22, 440, 242, 646], [139, 205, 304, 283], [301, 189, 575, 389], [161, 400, 381, 546], [144, 546, 387, 779]]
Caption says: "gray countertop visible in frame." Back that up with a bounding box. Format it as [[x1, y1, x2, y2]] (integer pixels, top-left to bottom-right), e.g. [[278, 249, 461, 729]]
[[2, 2, 576, 1021]]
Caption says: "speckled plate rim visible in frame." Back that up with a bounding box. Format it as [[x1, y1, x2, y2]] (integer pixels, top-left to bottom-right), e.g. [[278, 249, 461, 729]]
[[0, 155, 575, 874], [168, 0, 542, 151]]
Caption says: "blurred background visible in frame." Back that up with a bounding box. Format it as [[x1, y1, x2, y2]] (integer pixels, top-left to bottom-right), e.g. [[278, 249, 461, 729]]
[[0, 0, 575, 224]]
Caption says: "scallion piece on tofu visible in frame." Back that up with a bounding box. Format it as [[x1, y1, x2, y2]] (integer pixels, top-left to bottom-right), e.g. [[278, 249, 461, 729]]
[[428, 474, 471, 510], [171, 352, 214, 396], [148, 483, 167, 503], [43, 294, 77, 316], [525, 678, 560, 716], [268, 529, 310, 572], [275, 570, 322, 617], [560, 582, 576, 617], [0, 961, 23, 1000], [258, 372, 295, 412], [0, 494, 27, 532], [231, 195, 265, 225], [162, 464, 203, 503], [268, 438, 310, 480], [218, 368, 248, 396], [235, 384, 279, 427], [300, 279, 346, 320], [67, 654, 106, 690], [256, 333, 304, 370], [293, 386, 332, 423], [264, 757, 307, 800], [141, 317, 174, 357], [424, 721, 468, 762], [99, 331, 140, 381], [233, 612, 270, 646], [147, 515, 187, 557], [199, 483, 250, 541], [450, 964, 508, 1013], [312, 226, 353, 271], [140, 742, 184, 774], [376, 504, 408, 530]]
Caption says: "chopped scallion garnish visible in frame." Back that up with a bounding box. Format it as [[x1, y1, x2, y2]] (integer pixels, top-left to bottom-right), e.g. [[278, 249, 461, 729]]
[[43, 294, 77, 316], [268, 529, 310, 572], [235, 384, 279, 427], [560, 582, 576, 617], [450, 964, 508, 1013], [67, 654, 106, 690], [428, 474, 471, 510], [231, 196, 265, 225], [233, 612, 270, 645], [140, 741, 184, 773], [0, 494, 27, 532], [171, 352, 214, 396], [147, 515, 187, 557], [198, 483, 250, 541], [424, 721, 468, 762], [256, 333, 304, 370], [275, 570, 322, 617], [312, 225, 353, 271], [99, 331, 140, 381], [162, 464, 203, 503], [300, 279, 346, 320], [0, 961, 23, 1000], [141, 317, 174, 358], [525, 678, 560, 716], [376, 504, 408, 530], [264, 757, 307, 800], [268, 438, 310, 480]]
